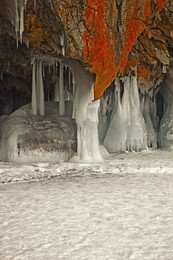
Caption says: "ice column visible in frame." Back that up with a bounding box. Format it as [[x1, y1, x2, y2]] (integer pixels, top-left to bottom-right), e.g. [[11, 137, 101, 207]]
[[59, 62, 65, 116], [103, 73, 147, 153], [31, 59, 45, 116], [67, 60, 103, 163], [142, 95, 158, 148], [31, 60, 37, 115], [127, 74, 147, 151], [103, 78, 128, 153], [54, 80, 59, 102], [37, 60, 45, 116], [159, 65, 173, 148]]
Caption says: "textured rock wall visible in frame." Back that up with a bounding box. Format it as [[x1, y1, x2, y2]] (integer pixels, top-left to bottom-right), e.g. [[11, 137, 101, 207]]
[[0, 0, 173, 100]]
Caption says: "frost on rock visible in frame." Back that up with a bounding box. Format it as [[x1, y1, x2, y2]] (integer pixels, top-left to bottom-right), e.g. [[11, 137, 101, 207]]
[[103, 73, 147, 153], [67, 60, 103, 163], [159, 65, 173, 148]]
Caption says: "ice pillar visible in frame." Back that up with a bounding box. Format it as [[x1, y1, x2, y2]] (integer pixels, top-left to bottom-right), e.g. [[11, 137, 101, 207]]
[[31, 60, 37, 115], [67, 60, 103, 163], [37, 60, 45, 116], [103, 73, 147, 153]]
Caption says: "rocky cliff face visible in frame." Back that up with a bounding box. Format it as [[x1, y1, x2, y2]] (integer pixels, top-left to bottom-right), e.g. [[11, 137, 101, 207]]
[[0, 0, 173, 104]]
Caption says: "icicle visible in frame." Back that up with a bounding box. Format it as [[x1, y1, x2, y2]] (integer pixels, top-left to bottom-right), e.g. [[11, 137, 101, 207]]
[[59, 62, 65, 115], [19, 0, 24, 44], [24, 0, 27, 10], [34, 0, 37, 11], [162, 64, 167, 74], [54, 80, 59, 102], [68, 68, 73, 101], [60, 33, 65, 56], [31, 59, 38, 115], [14, 0, 19, 48], [37, 60, 45, 116]]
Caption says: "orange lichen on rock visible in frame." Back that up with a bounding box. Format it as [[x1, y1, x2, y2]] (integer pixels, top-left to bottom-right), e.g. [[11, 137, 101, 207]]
[[24, 9, 49, 47], [83, 0, 165, 99], [83, 0, 117, 100], [119, 0, 165, 73], [137, 64, 151, 82]]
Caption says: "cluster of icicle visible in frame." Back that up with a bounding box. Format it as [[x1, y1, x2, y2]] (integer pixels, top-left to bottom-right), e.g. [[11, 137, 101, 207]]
[[8, 0, 65, 52], [103, 74, 148, 153], [31, 58, 103, 162], [31, 56, 73, 116], [13, 0, 28, 47]]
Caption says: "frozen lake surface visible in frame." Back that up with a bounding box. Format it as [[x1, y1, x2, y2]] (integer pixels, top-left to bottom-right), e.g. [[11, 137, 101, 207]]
[[0, 150, 173, 259]]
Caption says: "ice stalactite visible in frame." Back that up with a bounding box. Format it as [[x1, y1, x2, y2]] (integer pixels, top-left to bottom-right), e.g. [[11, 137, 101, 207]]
[[31, 61, 37, 115], [34, 0, 37, 11], [66, 60, 103, 163], [37, 60, 45, 116], [31, 59, 45, 116], [14, 0, 28, 46], [59, 62, 65, 116], [103, 73, 147, 153], [159, 65, 173, 149], [60, 34, 65, 57]]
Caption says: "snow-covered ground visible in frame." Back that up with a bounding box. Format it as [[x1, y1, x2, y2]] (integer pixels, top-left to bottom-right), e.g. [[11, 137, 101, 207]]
[[0, 150, 173, 259], [0, 149, 173, 183]]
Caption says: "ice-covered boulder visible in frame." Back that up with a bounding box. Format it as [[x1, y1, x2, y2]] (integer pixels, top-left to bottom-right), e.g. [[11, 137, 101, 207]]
[[0, 102, 77, 162]]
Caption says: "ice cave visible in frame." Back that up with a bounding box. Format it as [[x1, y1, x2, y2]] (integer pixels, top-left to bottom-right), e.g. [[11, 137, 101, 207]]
[[0, 0, 173, 163]]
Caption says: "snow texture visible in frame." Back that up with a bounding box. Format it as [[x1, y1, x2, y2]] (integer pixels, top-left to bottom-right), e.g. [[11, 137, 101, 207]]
[[0, 151, 173, 259]]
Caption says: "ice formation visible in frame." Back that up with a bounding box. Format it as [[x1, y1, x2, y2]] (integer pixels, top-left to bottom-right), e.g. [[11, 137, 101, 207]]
[[31, 57, 74, 117], [98, 84, 115, 144], [13, 0, 27, 46], [59, 62, 65, 115], [67, 60, 103, 163], [159, 65, 173, 148], [103, 73, 147, 153], [31, 58, 45, 116], [141, 95, 158, 148]]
